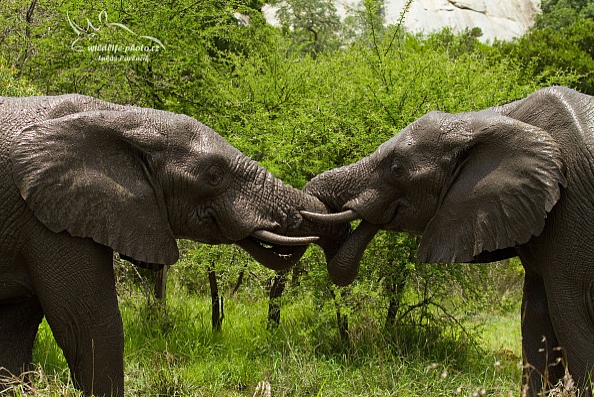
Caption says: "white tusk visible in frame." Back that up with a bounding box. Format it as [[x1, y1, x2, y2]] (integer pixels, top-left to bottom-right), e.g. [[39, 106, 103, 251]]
[[252, 230, 319, 246], [300, 209, 360, 224]]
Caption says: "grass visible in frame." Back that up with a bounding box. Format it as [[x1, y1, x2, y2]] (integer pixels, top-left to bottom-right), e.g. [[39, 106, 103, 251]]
[[21, 282, 526, 397]]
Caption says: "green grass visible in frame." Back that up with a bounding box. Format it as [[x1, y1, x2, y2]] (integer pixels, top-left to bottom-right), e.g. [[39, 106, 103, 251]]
[[25, 284, 523, 396]]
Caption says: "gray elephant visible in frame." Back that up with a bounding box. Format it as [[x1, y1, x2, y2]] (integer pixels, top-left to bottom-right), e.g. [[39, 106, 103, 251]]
[[303, 86, 594, 396], [0, 94, 347, 397]]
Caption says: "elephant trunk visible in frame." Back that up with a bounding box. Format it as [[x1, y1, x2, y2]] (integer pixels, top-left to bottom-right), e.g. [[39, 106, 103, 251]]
[[303, 161, 377, 286], [237, 168, 353, 272], [325, 220, 380, 286], [303, 158, 370, 214]]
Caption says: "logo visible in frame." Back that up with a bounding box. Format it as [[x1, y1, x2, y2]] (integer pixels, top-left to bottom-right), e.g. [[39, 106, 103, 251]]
[[67, 10, 165, 62]]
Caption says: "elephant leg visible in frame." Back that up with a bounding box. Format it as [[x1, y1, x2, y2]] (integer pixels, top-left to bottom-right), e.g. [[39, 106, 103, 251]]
[[546, 275, 594, 397], [0, 298, 43, 380], [25, 233, 124, 397], [521, 272, 565, 396]]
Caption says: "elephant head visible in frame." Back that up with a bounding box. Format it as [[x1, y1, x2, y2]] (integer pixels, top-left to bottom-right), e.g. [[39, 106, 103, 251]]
[[10, 100, 347, 270], [303, 109, 566, 285]]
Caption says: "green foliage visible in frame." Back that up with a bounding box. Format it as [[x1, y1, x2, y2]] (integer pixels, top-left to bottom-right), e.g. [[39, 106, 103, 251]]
[[422, 27, 485, 58], [537, 0, 594, 29], [0, 57, 38, 96], [271, 0, 341, 54], [500, 0, 594, 94], [0, 0, 272, 107], [29, 279, 522, 396], [1, 0, 538, 183], [205, 26, 537, 187], [504, 18, 594, 94]]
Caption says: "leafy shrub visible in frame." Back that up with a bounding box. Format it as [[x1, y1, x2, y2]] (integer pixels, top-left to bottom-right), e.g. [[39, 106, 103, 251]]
[[0, 57, 38, 96], [494, 0, 593, 94]]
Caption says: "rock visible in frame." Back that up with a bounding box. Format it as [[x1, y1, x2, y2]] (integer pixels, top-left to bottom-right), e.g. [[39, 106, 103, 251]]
[[392, 0, 541, 41], [233, 12, 251, 27], [263, 0, 541, 42]]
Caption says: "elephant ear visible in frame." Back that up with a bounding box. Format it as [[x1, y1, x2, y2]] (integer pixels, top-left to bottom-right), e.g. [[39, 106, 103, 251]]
[[418, 112, 566, 263], [11, 110, 179, 265]]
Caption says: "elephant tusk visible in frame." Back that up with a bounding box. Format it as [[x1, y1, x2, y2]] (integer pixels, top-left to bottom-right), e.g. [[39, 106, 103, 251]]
[[300, 209, 360, 224], [252, 230, 319, 246]]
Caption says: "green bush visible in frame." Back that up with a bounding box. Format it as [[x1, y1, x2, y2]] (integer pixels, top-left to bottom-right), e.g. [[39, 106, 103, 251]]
[[0, 57, 38, 96], [494, 0, 594, 94]]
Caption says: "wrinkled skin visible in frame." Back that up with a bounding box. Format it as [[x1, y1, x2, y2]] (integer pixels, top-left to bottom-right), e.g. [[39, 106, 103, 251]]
[[304, 87, 594, 396], [0, 94, 348, 397]]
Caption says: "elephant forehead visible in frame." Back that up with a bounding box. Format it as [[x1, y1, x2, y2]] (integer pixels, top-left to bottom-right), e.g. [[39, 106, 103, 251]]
[[377, 127, 442, 160], [376, 129, 415, 156], [166, 122, 234, 158], [383, 112, 452, 152], [416, 114, 475, 151], [192, 125, 233, 151]]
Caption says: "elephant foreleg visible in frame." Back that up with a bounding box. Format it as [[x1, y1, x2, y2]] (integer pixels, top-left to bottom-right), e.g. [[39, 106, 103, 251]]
[[546, 273, 594, 397], [521, 272, 565, 396], [25, 232, 124, 397], [0, 298, 43, 381]]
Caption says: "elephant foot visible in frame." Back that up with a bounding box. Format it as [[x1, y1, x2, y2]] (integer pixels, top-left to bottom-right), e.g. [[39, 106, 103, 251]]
[[0, 297, 44, 388]]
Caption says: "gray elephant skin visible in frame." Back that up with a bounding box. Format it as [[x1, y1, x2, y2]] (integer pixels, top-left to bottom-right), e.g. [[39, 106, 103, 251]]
[[0, 94, 346, 396], [303, 86, 594, 396]]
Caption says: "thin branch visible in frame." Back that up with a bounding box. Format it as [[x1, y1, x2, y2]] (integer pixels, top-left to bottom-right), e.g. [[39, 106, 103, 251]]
[[232, 263, 248, 296], [430, 300, 481, 354], [365, 84, 398, 125], [366, 2, 388, 89], [384, 0, 413, 57], [394, 297, 431, 324]]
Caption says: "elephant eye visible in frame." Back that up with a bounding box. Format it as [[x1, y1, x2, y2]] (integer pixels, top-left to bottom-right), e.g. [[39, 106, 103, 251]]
[[391, 160, 404, 176], [205, 165, 225, 187]]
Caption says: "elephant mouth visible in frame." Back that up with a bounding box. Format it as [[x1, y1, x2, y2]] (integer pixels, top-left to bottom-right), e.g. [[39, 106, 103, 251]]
[[238, 235, 310, 271]]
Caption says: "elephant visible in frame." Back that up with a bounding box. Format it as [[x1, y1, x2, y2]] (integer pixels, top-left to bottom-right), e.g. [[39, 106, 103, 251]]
[[302, 86, 594, 396], [0, 94, 348, 397]]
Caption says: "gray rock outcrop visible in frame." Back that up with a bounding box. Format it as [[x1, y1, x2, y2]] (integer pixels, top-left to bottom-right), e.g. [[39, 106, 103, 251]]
[[263, 0, 541, 42], [389, 0, 540, 41]]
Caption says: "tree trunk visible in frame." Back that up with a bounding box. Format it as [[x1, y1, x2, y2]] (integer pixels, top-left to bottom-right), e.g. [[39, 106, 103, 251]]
[[232, 263, 248, 296], [118, 254, 167, 302], [336, 307, 349, 345], [330, 289, 349, 345], [208, 262, 223, 331], [153, 265, 168, 301], [16, 0, 37, 76], [386, 236, 418, 325], [385, 266, 408, 326], [267, 271, 287, 329]]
